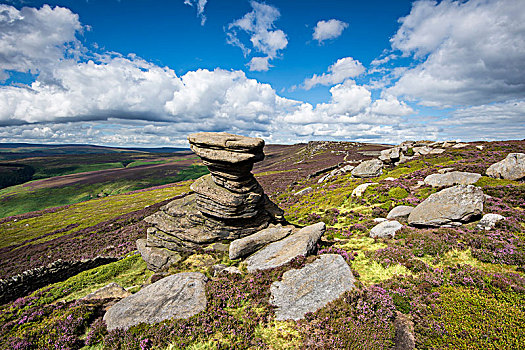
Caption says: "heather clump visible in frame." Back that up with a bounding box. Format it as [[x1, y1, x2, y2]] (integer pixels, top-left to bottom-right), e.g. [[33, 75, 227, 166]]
[[296, 286, 396, 349]]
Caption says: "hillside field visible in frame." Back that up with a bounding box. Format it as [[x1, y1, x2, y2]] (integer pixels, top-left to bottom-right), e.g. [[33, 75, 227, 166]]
[[0, 140, 524, 349]]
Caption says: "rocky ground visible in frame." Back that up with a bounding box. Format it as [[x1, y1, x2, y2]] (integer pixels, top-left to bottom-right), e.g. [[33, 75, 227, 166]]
[[0, 138, 524, 349]]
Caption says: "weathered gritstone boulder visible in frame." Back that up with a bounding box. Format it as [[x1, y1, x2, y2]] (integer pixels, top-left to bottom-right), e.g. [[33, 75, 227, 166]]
[[137, 238, 182, 271], [424, 171, 481, 188], [486, 153, 525, 180], [269, 254, 355, 321], [229, 224, 293, 260], [351, 159, 383, 178], [408, 185, 484, 227], [143, 132, 285, 259], [103, 272, 207, 331], [379, 147, 401, 164], [387, 206, 414, 223], [245, 222, 325, 273], [370, 220, 403, 239]]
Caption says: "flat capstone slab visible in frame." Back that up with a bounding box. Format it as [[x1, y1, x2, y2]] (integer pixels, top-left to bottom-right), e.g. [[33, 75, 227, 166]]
[[103, 272, 207, 331], [269, 254, 356, 321], [188, 132, 264, 151]]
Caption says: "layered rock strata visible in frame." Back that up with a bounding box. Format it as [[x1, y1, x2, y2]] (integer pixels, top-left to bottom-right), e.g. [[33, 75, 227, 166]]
[[144, 132, 284, 255]]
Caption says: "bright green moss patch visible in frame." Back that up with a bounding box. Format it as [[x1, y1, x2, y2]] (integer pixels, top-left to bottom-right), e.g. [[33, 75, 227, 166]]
[[351, 252, 412, 286], [254, 321, 302, 349], [388, 187, 409, 199], [426, 285, 525, 349], [474, 176, 520, 187], [51, 254, 152, 303]]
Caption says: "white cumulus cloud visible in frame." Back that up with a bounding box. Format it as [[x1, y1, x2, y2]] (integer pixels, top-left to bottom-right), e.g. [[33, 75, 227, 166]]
[[226, 1, 288, 71], [313, 19, 348, 43], [388, 0, 525, 107], [0, 4, 83, 80], [302, 57, 365, 90]]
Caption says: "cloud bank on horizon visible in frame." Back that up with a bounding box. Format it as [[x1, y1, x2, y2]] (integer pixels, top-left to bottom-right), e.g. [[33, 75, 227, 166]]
[[0, 0, 524, 147]]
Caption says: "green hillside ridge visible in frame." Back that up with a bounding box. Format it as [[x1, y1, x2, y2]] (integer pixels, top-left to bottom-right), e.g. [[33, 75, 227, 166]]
[[0, 140, 524, 349]]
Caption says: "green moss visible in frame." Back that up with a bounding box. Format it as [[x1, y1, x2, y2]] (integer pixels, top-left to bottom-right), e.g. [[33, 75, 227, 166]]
[[426, 285, 525, 349], [474, 176, 520, 187], [23, 254, 152, 305], [419, 249, 522, 276], [254, 321, 302, 349], [388, 187, 409, 199], [351, 252, 412, 286]]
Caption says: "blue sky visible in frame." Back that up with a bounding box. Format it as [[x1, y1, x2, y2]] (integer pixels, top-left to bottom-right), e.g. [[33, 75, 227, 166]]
[[0, 0, 524, 146]]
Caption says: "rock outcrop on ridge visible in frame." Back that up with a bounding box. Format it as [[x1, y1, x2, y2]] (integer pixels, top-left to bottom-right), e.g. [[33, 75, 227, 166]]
[[143, 132, 285, 260], [486, 153, 525, 180]]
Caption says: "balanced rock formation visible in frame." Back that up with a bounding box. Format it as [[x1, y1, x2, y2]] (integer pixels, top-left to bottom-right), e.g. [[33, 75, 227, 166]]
[[144, 132, 285, 257], [104, 272, 207, 331], [269, 254, 355, 321], [486, 153, 525, 180], [408, 185, 484, 227]]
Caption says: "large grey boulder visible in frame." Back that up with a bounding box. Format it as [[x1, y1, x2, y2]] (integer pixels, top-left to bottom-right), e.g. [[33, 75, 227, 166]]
[[245, 222, 325, 273], [387, 206, 414, 223], [370, 220, 403, 239], [408, 185, 484, 227], [137, 239, 182, 272], [379, 147, 401, 164], [103, 272, 207, 331], [486, 153, 525, 180], [229, 224, 293, 260], [351, 159, 383, 178], [269, 254, 355, 321], [423, 171, 481, 187]]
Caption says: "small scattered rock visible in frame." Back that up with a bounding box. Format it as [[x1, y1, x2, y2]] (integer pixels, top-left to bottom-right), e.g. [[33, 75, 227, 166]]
[[476, 145, 484, 150], [477, 213, 505, 230], [437, 167, 454, 174], [269, 254, 355, 321], [452, 143, 468, 148], [294, 187, 313, 196], [374, 218, 388, 223], [351, 159, 383, 178], [423, 171, 481, 187], [245, 222, 325, 273], [351, 182, 378, 197], [370, 220, 403, 239], [387, 206, 414, 223], [429, 148, 445, 154], [394, 311, 415, 350], [229, 224, 293, 260], [408, 185, 484, 227], [104, 272, 207, 331], [136, 239, 182, 272], [486, 153, 525, 180], [83, 282, 131, 301], [384, 177, 396, 181]]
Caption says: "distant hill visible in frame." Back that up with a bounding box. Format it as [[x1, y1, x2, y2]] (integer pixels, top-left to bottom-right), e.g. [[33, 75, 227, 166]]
[[0, 143, 190, 159]]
